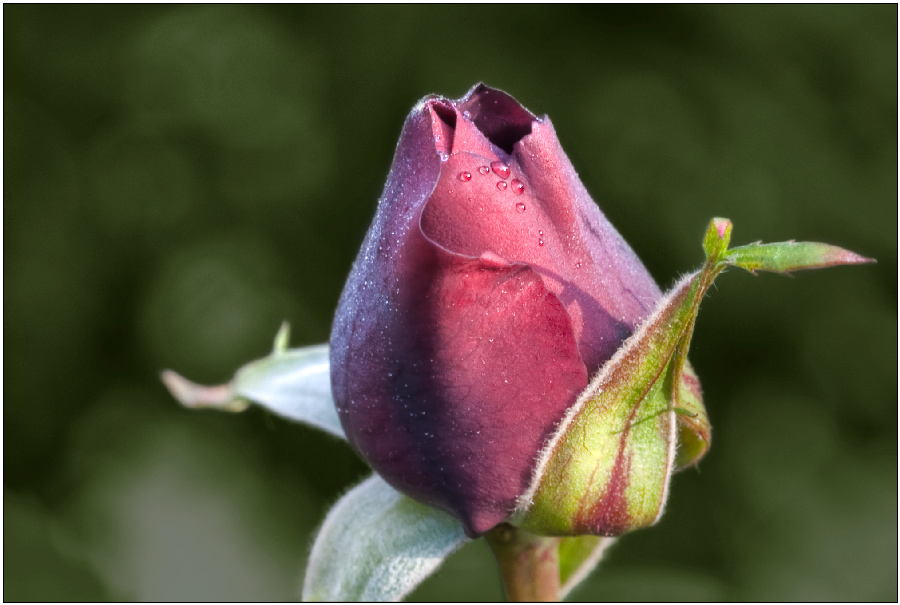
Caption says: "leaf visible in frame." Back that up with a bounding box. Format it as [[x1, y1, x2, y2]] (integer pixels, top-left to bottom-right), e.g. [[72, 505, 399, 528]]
[[302, 474, 468, 602], [162, 323, 345, 439], [726, 241, 874, 274], [558, 535, 616, 599]]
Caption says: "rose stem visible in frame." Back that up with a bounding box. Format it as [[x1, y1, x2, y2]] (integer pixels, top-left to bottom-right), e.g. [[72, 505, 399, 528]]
[[485, 523, 561, 602]]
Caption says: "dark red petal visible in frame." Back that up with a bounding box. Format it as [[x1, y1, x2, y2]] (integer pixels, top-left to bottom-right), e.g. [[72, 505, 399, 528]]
[[331, 85, 662, 537], [332, 226, 588, 536], [330, 94, 589, 537], [429, 99, 457, 156], [517, 119, 663, 370], [423, 123, 662, 373]]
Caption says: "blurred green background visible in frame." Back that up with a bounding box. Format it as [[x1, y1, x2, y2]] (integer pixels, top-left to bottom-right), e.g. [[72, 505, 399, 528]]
[[4, 5, 896, 601]]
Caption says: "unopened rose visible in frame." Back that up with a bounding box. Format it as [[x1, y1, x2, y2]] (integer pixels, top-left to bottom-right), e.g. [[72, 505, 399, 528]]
[[330, 84, 687, 538]]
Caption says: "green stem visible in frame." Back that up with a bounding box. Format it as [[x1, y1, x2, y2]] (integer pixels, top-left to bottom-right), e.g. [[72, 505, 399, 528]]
[[486, 524, 561, 602]]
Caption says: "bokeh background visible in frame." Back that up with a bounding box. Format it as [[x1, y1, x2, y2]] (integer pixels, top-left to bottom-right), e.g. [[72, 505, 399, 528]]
[[4, 5, 897, 601]]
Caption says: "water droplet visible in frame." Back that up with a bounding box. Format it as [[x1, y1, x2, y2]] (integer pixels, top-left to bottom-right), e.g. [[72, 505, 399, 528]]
[[490, 161, 511, 179], [575, 262, 583, 269], [458, 171, 472, 182], [515, 202, 526, 213], [511, 179, 525, 195], [439, 152, 449, 162], [538, 230, 543, 236], [496, 181, 508, 191], [478, 166, 490, 175], [538, 239, 544, 246], [462, 110, 472, 120]]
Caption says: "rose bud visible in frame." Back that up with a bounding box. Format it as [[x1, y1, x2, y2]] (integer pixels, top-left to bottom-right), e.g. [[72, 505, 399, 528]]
[[330, 84, 708, 538]]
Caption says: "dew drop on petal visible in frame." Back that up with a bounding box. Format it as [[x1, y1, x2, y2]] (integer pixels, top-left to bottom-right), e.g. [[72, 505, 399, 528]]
[[511, 179, 525, 195], [439, 152, 450, 162], [490, 161, 511, 179], [538, 239, 544, 246], [575, 262, 583, 269], [496, 181, 508, 191], [462, 110, 472, 120], [478, 165, 490, 175], [515, 202, 526, 213], [458, 171, 472, 182]]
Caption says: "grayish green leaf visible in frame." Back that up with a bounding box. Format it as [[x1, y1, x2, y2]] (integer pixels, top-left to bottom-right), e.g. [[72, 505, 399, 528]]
[[162, 323, 344, 439], [303, 474, 468, 602]]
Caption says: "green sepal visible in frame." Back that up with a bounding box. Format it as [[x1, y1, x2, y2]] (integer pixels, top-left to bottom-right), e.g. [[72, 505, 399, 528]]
[[674, 362, 710, 469], [515, 261, 717, 536], [515, 218, 870, 538]]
